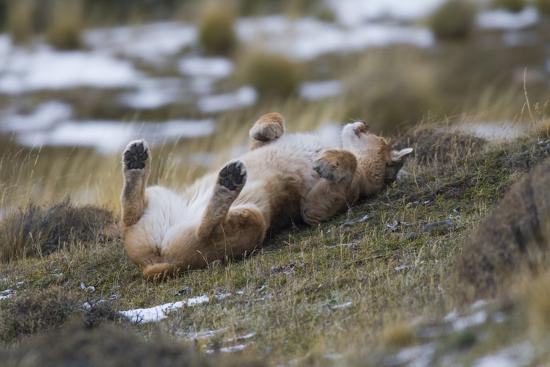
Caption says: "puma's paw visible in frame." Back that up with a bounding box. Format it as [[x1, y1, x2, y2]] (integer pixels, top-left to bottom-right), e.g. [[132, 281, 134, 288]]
[[314, 150, 357, 182], [123, 140, 150, 171], [342, 121, 369, 138], [218, 161, 247, 191]]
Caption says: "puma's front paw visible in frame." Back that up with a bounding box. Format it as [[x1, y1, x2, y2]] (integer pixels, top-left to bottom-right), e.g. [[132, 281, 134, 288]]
[[314, 150, 357, 182], [218, 161, 247, 191], [123, 140, 150, 171]]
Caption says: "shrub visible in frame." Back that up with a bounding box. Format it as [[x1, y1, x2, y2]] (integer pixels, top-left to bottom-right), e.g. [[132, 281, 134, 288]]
[[456, 157, 550, 298], [534, 0, 550, 14], [7, 0, 35, 44], [237, 51, 303, 98], [45, 0, 84, 50], [0, 319, 265, 367], [0, 200, 117, 263], [0, 287, 79, 342], [344, 51, 436, 133], [429, 0, 476, 41], [198, 2, 237, 55], [492, 0, 527, 12]]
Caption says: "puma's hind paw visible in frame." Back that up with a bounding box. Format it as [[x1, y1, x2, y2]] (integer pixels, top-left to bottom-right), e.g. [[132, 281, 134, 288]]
[[123, 140, 150, 171], [314, 150, 357, 182], [218, 161, 247, 191]]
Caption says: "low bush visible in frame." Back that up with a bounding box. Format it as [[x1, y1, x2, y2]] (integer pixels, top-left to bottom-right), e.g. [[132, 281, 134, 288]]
[[429, 0, 476, 41], [492, 0, 527, 12], [45, 0, 84, 50], [237, 51, 304, 98], [457, 157, 550, 297], [0, 200, 117, 263], [198, 2, 237, 55]]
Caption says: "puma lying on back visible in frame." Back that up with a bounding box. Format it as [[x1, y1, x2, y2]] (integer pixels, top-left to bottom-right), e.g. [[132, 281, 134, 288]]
[[120, 113, 413, 279]]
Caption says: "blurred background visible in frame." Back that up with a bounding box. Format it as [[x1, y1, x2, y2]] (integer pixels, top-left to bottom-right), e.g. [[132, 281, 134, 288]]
[[0, 0, 549, 212]]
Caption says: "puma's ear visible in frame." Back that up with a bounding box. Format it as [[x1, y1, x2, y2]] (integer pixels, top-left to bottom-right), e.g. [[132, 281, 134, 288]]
[[391, 148, 413, 162]]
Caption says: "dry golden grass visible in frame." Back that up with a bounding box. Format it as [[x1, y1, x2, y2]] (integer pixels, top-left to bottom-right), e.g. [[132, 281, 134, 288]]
[[45, 0, 84, 50], [198, 1, 237, 55], [7, 0, 35, 44]]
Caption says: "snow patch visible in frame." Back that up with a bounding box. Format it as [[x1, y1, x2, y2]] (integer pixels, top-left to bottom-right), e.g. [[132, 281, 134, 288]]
[[119, 78, 183, 109], [0, 288, 14, 300], [0, 101, 72, 132], [326, 0, 446, 26], [16, 119, 215, 154], [450, 122, 529, 142], [299, 80, 343, 101], [0, 38, 141, 94], [473, 342, 535, 367], [85, 22, 196, 64], [179, 57, 234, 79], [198, 86, 257, 113], [477, 7, 539, 30], [237, 16, 434, 61], [121, 293, 232, 324]]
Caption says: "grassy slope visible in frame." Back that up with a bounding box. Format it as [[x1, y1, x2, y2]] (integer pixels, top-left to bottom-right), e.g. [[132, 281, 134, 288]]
[[1, 124, 549, 365]]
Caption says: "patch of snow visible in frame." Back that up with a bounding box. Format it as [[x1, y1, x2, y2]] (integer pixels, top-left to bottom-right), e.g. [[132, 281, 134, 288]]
[[121, 294, 210, 324], [330, 301, 353, 310], [237, 16, 434, 61], [471, 299, 488, 310], [299, 80, 343, 101], [473, 342, 535, 367], [85, 22, 196, 64], [185, 327, 228, 340], [0, 101, 72, 132], [16, 119, 215, 154], [452, 310, 487, 332], [477, 7, 539, 30], [119, 78, 184, 110], [0, 288, 14, 300], [198, 86, 257, 113], [0, 38, 141, 94], [207, 343, 250, 354], [226, 332, 256, 343], [179, 57, 234, 79], [390, 343, 436, 367], [326, 0, 446, 26]]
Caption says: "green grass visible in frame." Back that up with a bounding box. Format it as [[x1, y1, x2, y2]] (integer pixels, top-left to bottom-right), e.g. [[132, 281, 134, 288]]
[[2, 121, 550, 365]]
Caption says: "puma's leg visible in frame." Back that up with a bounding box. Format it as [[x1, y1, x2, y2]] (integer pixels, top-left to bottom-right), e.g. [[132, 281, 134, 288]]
[[148, 206, 267, 278], [121, 140, 151, 228], [302, 149, 358, 225], [249, 112, 285, 150], [196, 161, 247, 238]]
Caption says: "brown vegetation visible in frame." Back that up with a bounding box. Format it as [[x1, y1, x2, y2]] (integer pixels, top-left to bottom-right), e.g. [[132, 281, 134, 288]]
[[0, 201, 117, 263], [457, 157, 550, 298]]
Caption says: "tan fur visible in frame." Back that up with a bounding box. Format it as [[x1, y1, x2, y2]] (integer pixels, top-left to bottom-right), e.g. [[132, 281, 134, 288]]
[[120, 116, 412, 278]]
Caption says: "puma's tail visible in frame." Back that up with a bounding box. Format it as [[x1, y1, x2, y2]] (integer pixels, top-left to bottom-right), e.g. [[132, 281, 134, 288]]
[[143, 263, 178, 280]]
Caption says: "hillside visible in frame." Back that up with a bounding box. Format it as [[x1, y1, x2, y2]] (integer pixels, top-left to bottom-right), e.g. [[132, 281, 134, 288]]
[[1, 122, 549, 366]]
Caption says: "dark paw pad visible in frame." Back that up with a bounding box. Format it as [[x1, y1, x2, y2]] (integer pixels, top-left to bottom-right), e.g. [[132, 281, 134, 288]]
[[218, 161, 247, 191], [314, 161, 337, 181], [123, 140, 149, 170]]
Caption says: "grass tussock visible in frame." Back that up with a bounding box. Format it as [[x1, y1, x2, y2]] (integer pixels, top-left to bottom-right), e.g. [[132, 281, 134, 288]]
[[237, 51, 304, 98], [45, 0, 84, 50], [457, 156, 550, 298], [0, 287, 78, 342], [0, 200, 117, 263], [492, 0, 527, 12], [535, 0, 550, 14], [198, 1, 237, 55], [7, 0, 35, 44], [429, 0, 476, 41]]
